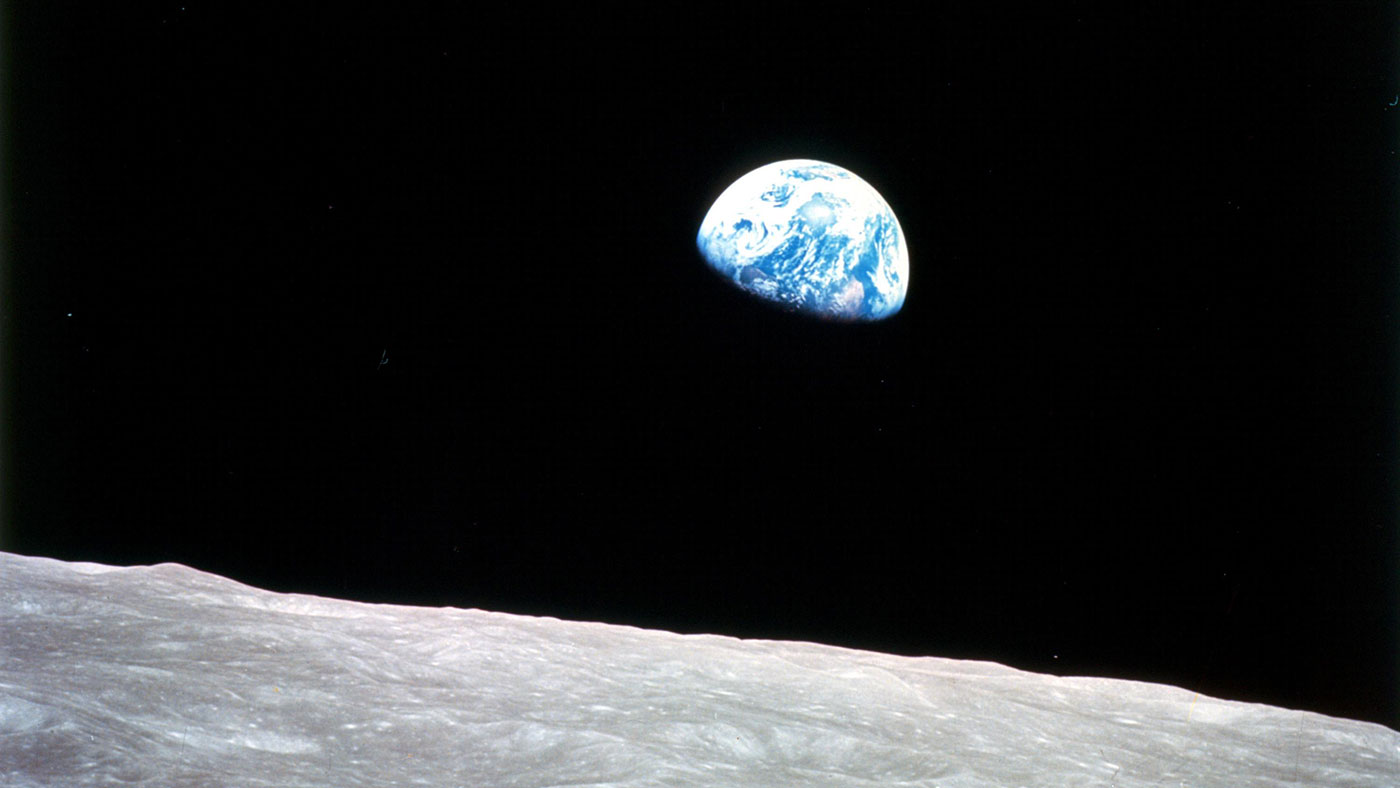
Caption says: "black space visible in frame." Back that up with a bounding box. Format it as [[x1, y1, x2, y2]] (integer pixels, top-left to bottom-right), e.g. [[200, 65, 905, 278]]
[[4, 4, 1397, 728]]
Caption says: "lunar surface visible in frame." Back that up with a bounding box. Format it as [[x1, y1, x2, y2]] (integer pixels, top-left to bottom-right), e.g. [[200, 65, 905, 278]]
[[1, 551, 1395, 787]]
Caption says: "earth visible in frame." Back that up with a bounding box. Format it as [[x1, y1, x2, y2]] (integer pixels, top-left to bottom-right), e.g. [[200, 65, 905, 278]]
[[696, 160, 908, 321]]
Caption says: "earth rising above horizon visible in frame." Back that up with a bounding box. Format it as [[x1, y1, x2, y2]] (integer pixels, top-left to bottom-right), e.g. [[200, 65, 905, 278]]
[[697, 159, 908, 321]]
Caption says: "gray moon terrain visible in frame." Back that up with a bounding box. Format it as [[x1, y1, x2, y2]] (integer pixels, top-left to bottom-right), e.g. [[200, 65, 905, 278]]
[[1, 551, 1395, 787]]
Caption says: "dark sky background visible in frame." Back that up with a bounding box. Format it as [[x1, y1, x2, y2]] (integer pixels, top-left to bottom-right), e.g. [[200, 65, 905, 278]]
[[4, 4, 1397, 728]]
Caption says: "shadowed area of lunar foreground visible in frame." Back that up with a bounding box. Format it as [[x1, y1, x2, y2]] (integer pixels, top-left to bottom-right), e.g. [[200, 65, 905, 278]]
[[1, 552, 1395, 787]]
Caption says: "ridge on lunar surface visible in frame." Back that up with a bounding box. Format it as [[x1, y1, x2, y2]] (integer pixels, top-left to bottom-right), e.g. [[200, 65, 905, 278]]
[[1, 552, 1395, 787]]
